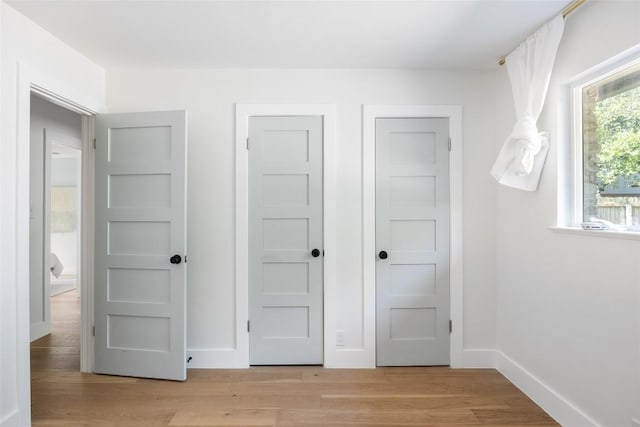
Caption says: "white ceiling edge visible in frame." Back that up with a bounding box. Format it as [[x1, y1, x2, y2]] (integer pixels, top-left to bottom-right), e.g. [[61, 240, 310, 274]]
[[6, 0, 574, 70]]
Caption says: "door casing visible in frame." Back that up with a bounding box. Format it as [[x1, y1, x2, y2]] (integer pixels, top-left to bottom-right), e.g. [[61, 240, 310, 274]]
[[15, 61, 102, 427], [237, 104, 463, 369], [236, 104, 337, 368], [27, 82, 97, 377], [364, 105, 464, 368]]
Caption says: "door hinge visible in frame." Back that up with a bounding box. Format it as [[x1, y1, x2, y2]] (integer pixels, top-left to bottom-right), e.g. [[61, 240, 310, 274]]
[[247, 320, 250, 333], [93, 138, 96, 150], [448, 137, 452, 152], [246, 137, 249, 150], [449, 320, 452, 334], [92, 325, 95, 336], [184, 255, 187, 263]]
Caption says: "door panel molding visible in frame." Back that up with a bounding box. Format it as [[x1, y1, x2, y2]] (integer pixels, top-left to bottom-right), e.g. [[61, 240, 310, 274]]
[[235, 104, 337, 368], [248, 116, 324, 365], [375, 118, 450, 366], [363, 105, 464, 368], [94, 110, 187, 381]]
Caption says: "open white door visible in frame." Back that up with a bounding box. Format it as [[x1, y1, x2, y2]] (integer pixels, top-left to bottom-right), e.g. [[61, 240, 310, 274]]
[[94, 111, 187, 381]]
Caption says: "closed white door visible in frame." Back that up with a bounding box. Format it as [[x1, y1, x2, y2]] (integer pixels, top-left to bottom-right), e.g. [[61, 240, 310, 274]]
[[248, 116, 323, 365], [376, 118, 450, 366], [94, 111, 187, 380]]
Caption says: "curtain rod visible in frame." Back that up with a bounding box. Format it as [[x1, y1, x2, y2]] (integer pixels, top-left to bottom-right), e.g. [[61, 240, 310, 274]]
[[498, 0, 586, 66]]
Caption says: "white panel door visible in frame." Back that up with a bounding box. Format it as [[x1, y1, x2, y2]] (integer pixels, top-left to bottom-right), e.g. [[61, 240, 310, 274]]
[[376, 118, 450, 366], [29, 128, 52, 341], [248, 116, 323, 365], [94, 111, 187, 380]]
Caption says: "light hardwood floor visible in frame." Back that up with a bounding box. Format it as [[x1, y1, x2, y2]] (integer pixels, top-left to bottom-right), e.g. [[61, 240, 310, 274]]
[[31, 292, 558, 426]]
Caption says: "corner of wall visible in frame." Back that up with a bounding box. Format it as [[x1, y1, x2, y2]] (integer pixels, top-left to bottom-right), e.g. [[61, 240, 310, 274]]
[[496, 351, 601, 427], [462, 349, 496, 368]]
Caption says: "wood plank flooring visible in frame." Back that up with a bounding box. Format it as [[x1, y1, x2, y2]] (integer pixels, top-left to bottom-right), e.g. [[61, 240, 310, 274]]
[[31, 291, 558, 426]]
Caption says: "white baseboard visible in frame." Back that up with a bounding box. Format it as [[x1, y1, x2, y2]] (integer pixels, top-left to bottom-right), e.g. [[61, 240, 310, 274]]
[[496, 351, 601, 427], [186, 348, 239, 368], [325, 348, 375, 368], [462, 349, 496, 368], [326, 349, 497, 369]]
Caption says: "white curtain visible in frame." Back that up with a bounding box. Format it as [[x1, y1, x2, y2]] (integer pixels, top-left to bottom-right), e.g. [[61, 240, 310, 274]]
[[491, 14, 565, 191]]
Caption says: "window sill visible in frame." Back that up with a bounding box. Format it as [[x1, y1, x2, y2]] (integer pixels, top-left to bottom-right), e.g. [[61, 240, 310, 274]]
[[549, 226, 640, 241]]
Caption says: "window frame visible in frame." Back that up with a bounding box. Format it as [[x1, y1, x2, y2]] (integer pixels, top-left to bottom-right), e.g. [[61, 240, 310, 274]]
[[557, 44, 640, 234]]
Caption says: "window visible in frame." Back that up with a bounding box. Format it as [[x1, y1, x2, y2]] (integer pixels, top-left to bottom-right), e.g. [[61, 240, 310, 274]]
[[570, 54, 640, 231]]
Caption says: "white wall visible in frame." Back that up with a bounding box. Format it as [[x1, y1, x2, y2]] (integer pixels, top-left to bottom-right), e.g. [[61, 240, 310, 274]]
[[106, 68, 498, 366], [51, 157, 80, 186], [494, 2, 640, 426], [0, 3, 105, 426]]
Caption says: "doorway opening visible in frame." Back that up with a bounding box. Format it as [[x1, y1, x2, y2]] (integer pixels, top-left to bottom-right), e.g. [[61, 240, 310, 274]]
[[50, 142, 82, 298], [29, 94, 84, 377]]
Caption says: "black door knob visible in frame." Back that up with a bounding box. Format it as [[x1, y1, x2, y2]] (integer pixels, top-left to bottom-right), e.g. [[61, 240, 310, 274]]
[[378, 250, 388, 260], [311, 248, 320, 258], [170, 254, 182, 264]]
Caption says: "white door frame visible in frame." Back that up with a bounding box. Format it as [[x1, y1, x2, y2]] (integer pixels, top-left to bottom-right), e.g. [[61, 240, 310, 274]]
[[235, 104, 337, 367], [15, 64, 102, 419], [363, 105, 464, 368]]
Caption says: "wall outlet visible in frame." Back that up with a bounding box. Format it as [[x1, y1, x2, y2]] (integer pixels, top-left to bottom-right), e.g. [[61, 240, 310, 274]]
[[336, 330, 345, 347], [631, 417, 640, 427]]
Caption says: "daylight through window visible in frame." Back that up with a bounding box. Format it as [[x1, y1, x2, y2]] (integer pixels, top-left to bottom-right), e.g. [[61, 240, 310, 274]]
[[581, 62, 640, 228]]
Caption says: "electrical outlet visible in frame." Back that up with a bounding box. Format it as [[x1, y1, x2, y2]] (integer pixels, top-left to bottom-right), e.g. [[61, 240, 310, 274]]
[[336, 330, 345, 347]]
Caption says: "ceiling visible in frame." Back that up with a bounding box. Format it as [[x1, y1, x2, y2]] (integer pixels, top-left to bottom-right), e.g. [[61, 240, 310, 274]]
[[7, 0, 573, 69]]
